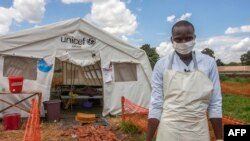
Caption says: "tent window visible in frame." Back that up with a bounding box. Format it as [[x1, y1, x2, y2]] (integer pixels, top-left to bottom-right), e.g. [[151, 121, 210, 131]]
[[3, 56, 38, 80], [58, 60, 103, 86], [114, 63, 137, 82]]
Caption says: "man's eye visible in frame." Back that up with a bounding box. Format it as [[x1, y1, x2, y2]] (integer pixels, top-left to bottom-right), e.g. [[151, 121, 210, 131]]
[[186, 37, 193, 41], [174, 38, 182, 42]]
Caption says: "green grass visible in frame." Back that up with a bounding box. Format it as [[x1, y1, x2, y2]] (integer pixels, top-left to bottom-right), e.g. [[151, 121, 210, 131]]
[[119, 122, 157, 141], [223, 94, 250, 123], [137, 133, 156, 141], [220, 74, 250, 84], [119, 121, 140, 135]]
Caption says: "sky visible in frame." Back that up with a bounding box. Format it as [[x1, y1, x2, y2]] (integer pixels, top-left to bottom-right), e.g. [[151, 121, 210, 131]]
[[0, 0, 250, 63]]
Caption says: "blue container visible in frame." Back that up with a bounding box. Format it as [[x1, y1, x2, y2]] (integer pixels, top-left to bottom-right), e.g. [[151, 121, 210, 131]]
[[81, 100, 93, 108]]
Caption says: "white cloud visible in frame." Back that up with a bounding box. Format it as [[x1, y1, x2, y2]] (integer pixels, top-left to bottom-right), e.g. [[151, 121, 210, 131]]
[[196, 36, 249, 63], [225, 27, 240, 34], [130, 38, 143, 42], [12, 0, 46, 23], [241, 25, 250, 32], [84, 0, 138, 36], [232, 37, 250, 51], [156, 35, 250, 63], [225, 25, 250, 34], [0, 0, 46, 34], [61, 0, 100, 4], [121, 35, 128, 41], [62, 0, 138, 36], [155, 41, 173, 57], [166, 13, 192, 23], [0, 8, 13, 34], [177, 13, 192, 21], [34, 25, 42, 28], [166, 15, 175, 23]]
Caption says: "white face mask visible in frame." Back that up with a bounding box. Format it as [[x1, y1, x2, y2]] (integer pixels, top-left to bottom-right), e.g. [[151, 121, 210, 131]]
[[173, 40, 196, 55]]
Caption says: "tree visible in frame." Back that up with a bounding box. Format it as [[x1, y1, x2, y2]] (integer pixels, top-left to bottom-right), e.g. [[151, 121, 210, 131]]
[[240, 50, 250, 65], [201, 48, 215, 58], [216, 59, 224, 66], [140, 44, 159, 69], [227, 62, 241, 66]]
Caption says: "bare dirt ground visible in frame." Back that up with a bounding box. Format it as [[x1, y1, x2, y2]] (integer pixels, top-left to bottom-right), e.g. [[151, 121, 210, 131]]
[[221, 82, 250, 97], [0, 116, 142, 141], [0, 120, 65, 141], [0, 116, 247, 141]]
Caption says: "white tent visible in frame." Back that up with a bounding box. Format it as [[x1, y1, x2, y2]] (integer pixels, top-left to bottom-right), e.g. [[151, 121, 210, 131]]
[[0, 18, 152, 117]]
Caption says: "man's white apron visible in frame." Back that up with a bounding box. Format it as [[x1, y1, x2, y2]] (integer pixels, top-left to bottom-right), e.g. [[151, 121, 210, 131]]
[[156, 52, 213, 141]]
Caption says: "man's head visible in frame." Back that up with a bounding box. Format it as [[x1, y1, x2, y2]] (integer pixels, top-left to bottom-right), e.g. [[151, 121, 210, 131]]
[[171, 20, 196, 55], [171, 20, 195, 43]]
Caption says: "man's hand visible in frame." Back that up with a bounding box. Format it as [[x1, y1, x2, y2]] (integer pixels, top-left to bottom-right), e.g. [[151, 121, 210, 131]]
[[146, 118, 159, 141], [210, 118, 223, 140]]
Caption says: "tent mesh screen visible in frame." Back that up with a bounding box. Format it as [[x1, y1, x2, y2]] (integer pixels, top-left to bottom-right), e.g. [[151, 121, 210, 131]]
[[121, 96, 148, 132]]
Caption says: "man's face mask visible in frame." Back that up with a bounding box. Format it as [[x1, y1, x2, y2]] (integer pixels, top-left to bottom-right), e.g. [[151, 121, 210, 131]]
[[172, 39, 196, 55]]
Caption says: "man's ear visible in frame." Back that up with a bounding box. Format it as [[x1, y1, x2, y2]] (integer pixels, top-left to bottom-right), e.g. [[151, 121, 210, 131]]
[[194, 34, 196, 40], [170, 36, 173, 43]]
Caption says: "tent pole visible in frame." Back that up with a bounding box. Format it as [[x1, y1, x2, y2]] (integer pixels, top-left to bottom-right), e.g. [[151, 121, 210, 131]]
[[92, 65, 102, 85], [82, 66, 92, 85], [65, 62, 68, 85], [96, 61, 103, 85], [85, 65, 96, 85]]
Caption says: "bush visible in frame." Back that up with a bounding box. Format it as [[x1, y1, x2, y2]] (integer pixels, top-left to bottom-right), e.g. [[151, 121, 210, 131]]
[[233, 77, 250, 83], [219, 74, 229, 81], [220, 74, 250, 84], [138, 133, 156, 141], [119, 121, 139, 135]]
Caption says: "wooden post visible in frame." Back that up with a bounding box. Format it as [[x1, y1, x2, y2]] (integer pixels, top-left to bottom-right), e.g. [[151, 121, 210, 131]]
[[121, 96, 125, 121]]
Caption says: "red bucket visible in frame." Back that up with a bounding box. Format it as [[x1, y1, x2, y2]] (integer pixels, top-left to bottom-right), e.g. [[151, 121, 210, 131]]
[[3, 113, 21, 130], [8, 76, 24, 93]]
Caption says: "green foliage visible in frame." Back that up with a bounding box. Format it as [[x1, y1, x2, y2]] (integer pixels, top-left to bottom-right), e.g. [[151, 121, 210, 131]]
[[233, 77, 250, 83], [119, 121, 139, 135], [216, 59, 224, 66], [226, 62, 242, 66], [219, 74, 229, 81], [140, 44, 159, 69], [138, 133, 147, 141], [240, 50, 250, 65], [201, 48, 215, 58], [219, 74, 250, 83], [53, 72, 62, 77], [138, 133, 156, 141], [223, 94, 250, 123]]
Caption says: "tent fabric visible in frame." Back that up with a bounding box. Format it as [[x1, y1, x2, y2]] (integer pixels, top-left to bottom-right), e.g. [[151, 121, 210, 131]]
[[57, 52, 100, 67], [58, 60, 103, 86], [0, 18, 152, 117]]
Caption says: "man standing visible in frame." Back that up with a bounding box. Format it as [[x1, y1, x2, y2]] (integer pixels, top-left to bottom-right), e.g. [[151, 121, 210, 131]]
[[146, 20, 223, 141]]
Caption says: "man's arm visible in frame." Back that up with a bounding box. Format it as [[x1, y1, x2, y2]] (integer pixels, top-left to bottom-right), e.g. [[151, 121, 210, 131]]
[[146, 60, 164, 141], [208, 60, 223, 140], [210, 118, 223, 139], [147, 118, 159, 141]]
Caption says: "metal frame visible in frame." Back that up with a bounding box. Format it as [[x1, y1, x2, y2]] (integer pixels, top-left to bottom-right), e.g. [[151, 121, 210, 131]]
[[0, 91, 42, 114]]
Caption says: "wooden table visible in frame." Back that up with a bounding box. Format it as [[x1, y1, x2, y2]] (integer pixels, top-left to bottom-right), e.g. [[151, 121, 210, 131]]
[[60, 95, 103, 110], [0, 91, 42, 114]]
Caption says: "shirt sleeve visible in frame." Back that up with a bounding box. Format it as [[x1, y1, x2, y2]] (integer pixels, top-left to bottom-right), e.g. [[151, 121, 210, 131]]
[[207, 60, 222, 118], [148, 60, 164, 120]]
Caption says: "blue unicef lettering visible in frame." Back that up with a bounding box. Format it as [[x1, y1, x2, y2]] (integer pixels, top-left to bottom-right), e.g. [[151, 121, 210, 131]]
[[37, 59, 53, 72]]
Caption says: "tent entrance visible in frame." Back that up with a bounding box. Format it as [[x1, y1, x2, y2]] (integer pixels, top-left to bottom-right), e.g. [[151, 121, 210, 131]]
[[51, 59, 103, 111]]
